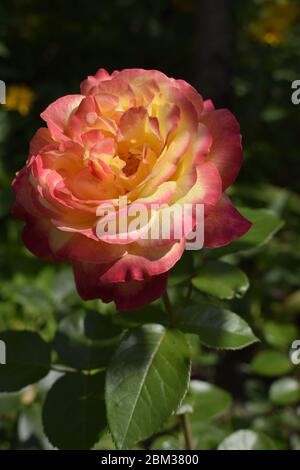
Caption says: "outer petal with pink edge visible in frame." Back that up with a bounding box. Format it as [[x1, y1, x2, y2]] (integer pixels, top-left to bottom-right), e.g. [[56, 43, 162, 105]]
[[201, 109, 243, 191], [22, 219, 60, 262], [40, 95, 84, 141], [73, 261, 168, 311], [97, 238, 185, 283], [48, 226, 127, 264], [80, 68, 111, 95], [204, 195, 252, 248], [29, 128, 54, 156]]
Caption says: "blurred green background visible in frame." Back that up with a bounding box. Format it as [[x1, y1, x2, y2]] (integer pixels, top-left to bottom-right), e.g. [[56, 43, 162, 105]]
[[0, 0, 300, 450]]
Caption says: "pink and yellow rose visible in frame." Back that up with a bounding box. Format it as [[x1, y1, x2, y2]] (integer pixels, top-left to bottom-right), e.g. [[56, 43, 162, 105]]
[[12, 68, 251, 310]]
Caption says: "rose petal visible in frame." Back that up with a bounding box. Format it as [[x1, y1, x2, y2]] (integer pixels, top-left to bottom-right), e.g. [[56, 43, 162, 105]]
[[204, 195, 252, 248], [97, 238, 185, 282], [41, 95, 84, 141], [201, 109, 243, 191], [73, 260, 169, 311], [80, 68, 111, 95]]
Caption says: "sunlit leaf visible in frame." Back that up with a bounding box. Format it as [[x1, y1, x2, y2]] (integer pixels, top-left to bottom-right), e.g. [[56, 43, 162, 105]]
[[251, 350, 293, 377], [175, 303, 258, 349], [263, 321, 297, 351], [269, 377, 300, 405], [218, 430, 277, 450], [150, 435, 181, 450], [106, 324, 191, 449], [180, 380, 232, 422], [192, 261, 249, 299]]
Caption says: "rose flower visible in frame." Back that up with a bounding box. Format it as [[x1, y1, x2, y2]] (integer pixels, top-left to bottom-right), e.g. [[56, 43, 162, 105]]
[[12, 69, 251, 310]]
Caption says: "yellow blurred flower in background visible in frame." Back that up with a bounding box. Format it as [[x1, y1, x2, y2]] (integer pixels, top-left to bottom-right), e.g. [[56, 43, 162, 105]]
[[4, 84, 35, 115], [171, 0, 194, 13], [250, 1, 300, 46]]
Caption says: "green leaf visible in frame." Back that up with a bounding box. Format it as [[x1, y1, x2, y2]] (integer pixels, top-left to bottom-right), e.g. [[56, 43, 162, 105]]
[[11, 285, 53, 317], [262, 106, 287, 123], [285, 290, 300, 316], [218, 430, 277, 450], [42, 372, 106, 450], [251, 350, 293, 377], [113, 305, 168, 329], [169, 252, 194, 286], [175, 303, 258, 349], [0, 331, 51, 392], [106, 324, 191, 449], [192, 261, 249, 300], [263, 321, 297, 351], [269, 378, 300, 405], [234, 208, 284, 250], [52, 268, 76, 304], [54, 311, 123, 370], [0, 186, 13, 218], [0, 392, 22, 413], [180, 380, 232, 422], [210, 208, 284, 257], [150, 435, 181, 450], [191, 421, 228, 450]]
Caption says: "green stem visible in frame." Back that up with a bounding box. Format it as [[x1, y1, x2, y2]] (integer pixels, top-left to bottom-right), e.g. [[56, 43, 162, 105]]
[[163, 291, 193, 449], [184, 281, 193, 306], [162, 290, 175, 324], [180, 413, 193, 450], [50, 365, 76, 373]]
